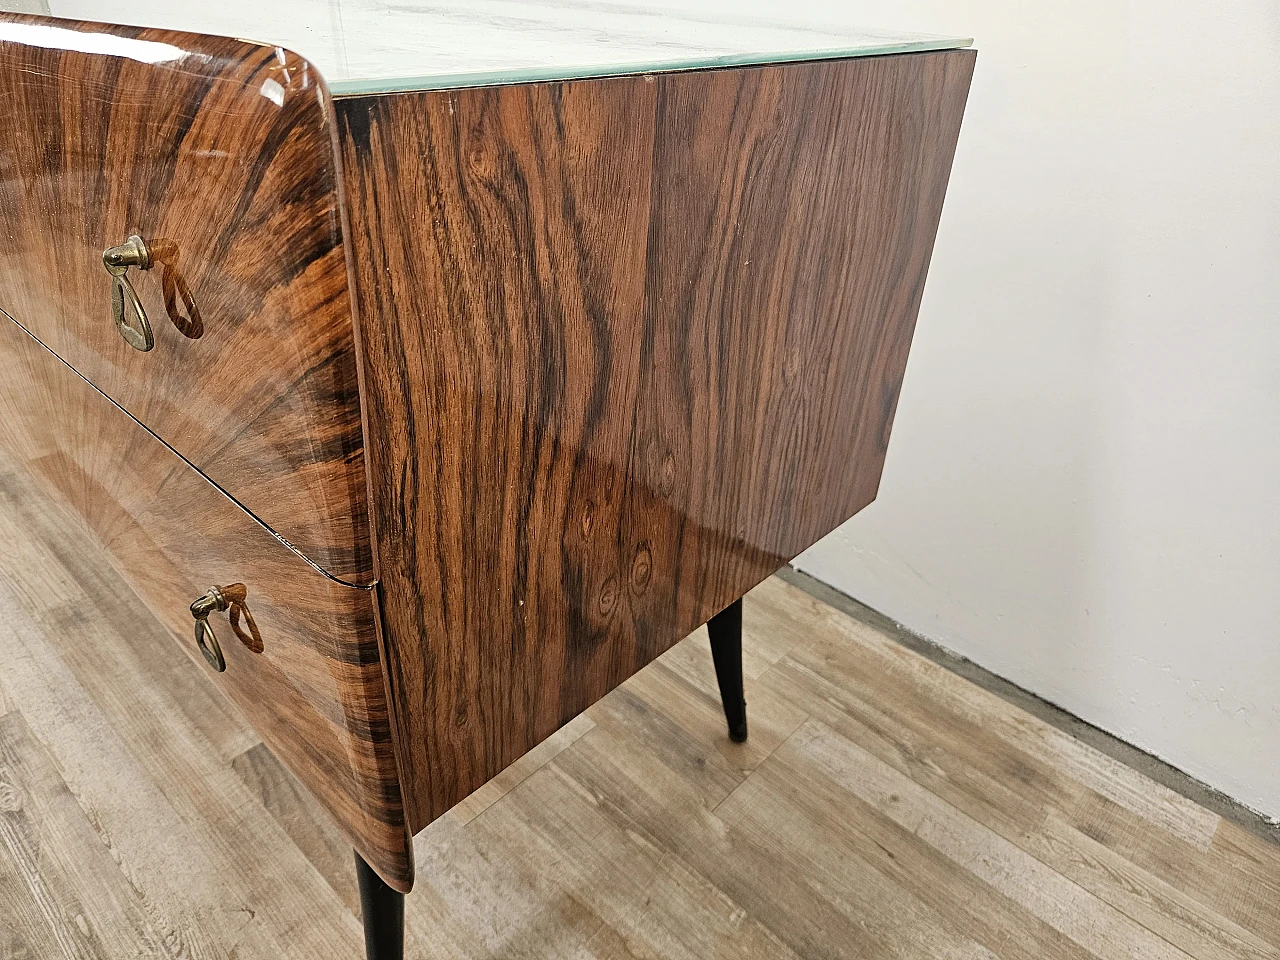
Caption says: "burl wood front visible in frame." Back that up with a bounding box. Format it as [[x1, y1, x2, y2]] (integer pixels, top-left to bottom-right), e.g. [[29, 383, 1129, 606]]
[[338, 50, 975, 829], [0, 316, 412, 890], [0, 14, 373, 583]]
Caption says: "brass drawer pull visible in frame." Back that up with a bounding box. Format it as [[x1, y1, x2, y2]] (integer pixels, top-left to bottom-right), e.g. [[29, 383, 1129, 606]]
[[190, 585, 228, 671], [189, 583, 263, 671], [102, 235, 154, 352]]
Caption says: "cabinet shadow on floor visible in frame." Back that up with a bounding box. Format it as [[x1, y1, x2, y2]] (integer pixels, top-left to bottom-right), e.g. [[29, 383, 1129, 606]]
[[0, 456, 1277, 959]]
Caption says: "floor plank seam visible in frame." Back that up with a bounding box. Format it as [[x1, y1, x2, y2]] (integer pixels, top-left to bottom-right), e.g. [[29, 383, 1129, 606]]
[[778, 566, 1280, 850], [6, 493, 1280, 960]]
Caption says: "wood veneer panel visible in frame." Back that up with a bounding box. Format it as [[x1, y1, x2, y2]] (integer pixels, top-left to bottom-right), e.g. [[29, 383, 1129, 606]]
[[0, 13, 372, 583], [0, 314, 412, 890], [338, 50, 975, 830]]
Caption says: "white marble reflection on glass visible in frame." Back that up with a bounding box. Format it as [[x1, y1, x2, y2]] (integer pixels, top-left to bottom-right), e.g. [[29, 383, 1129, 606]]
[[46, 0, 969, 94]]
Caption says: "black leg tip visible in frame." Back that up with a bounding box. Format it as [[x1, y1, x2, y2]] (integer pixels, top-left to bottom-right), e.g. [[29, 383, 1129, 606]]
[[355, 852, 405, 960], [728, 717, 748, 743]]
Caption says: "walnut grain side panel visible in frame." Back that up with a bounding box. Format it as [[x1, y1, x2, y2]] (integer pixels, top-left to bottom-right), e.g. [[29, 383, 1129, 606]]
[[340, 77, 658, 828], [0, 314, 412, 891], [338, 51, 975, 830], [0, 13, 372, 583]]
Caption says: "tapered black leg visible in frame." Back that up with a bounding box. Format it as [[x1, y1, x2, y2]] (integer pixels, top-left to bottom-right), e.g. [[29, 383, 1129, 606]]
[[355, 852, 404, 960], [707, 598, 748, 742]]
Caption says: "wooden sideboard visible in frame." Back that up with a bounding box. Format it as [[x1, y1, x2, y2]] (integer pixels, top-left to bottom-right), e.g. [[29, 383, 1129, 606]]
[[0, 10, 973, 958]]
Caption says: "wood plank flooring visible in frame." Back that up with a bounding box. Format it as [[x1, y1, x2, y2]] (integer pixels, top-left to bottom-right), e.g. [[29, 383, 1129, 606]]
[[0, 454, 1277, 959]]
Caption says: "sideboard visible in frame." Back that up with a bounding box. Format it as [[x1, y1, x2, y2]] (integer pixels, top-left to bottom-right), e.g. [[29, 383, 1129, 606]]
[[0, 8, 974, 957]]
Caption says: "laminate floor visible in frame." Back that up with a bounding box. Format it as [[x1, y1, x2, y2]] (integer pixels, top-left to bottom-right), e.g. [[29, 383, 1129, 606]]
[[1, 457, 1278, 959]]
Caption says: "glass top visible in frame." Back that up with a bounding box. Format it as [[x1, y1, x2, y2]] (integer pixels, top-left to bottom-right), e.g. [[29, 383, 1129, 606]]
[[42, 0, 971, 96]]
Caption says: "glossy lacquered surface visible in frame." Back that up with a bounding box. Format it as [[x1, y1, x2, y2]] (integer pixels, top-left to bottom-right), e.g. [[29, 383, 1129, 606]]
[[0, 13, 373, 584], [339, 49, 975, 830], [0, 314, 412, 891], [0, 7, 975, 895]]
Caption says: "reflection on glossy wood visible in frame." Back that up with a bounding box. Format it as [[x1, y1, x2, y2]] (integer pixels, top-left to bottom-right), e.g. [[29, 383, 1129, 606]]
[[149, 238, 204, 340], [0, 316, 412, 890], [338, 50, 975, 829], [0, 481, 370, 958], [6, 543, 1280, 959], [0, 12, 372, 583], [0, 10, 976, 895]]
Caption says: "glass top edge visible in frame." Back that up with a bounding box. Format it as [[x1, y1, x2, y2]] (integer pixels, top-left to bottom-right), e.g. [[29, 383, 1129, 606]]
[[328, 37, 973, 98]]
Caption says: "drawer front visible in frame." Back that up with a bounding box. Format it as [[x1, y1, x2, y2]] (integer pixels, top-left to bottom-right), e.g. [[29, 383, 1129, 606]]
[[0, 314, 412, 891], [0, 13, 372, 584]]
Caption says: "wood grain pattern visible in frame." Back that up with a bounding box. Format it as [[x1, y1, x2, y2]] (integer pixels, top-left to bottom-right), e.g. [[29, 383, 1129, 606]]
[[0, 12, 372, 583], [4, 493, 1279, 960], [0, 315, 412, 890], [232, 742, 362, 914], [0, 507, 367, 959], [337, 49, 976, 829], [0, 710, 169, 959]]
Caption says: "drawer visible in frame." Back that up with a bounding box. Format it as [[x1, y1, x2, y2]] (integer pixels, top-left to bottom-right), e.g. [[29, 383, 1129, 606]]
[[0, 313, 412, 891], [0, 14, 372, 584]]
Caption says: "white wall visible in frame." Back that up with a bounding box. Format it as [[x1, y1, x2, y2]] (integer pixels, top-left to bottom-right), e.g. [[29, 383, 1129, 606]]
[[792, 1, 1280, 818]]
